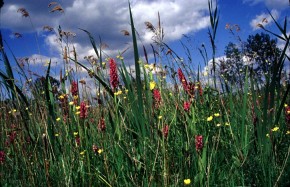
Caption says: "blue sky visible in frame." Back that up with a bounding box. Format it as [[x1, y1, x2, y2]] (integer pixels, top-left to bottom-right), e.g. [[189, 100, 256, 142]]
[[0, 0, 289, 82]]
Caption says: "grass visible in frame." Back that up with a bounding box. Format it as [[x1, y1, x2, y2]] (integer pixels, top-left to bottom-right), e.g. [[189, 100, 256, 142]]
[[0, 1, 290, 186]]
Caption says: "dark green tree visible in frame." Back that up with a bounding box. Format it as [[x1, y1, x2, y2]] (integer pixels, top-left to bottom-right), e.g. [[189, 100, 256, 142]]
[[220, 33, 281, 88], [245, 32, 281, 82]]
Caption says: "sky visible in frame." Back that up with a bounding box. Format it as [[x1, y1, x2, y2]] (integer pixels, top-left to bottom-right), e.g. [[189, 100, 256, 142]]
[[0, 0, 289, 85]]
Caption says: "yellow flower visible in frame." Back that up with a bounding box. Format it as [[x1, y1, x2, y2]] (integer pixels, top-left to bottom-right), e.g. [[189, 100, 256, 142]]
[[80, 150, 86, 155], [266, 133, 270, 138], [169, 93, 173, 97], [150, 81, 156, 90], [69, 101, 74, 105], [272, 127, 279, 132], [73, 132, 78, 136], [225, 122, 230, 126], [98, 149, 104, 154], [214, 113, 220, 117], [285, 104, 288, 107], [207, 116, 213, 122], [75, 106, 81, 110], [58, 95, 64, 99], [55, 133, 59, 137], [75, 111, 81, 115], [158, 115, 162, 120], [216, 123, 221, 127], [56, 117, 61, 121], [184, 179, 191, 185], [114, 90, 123, 96], [286, 131, 290, 135]]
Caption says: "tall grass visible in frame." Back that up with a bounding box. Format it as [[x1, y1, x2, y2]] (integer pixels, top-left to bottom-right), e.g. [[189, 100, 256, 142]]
[[0, 1, 290, 186]]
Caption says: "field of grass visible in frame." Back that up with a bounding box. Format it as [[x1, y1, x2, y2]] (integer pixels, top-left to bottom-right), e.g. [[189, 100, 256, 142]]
[[0, 1, 290, 186]]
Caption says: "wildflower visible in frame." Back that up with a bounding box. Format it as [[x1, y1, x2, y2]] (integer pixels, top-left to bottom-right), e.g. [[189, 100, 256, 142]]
[[177, 68, 188, 92], [225, 122, 230, 126], [75, 106, 81, 110], [163, 125, 169, 139], [195, 135, 203, 152], [216, 123, 221, 127], [114, 90, 122, 96], [187, 82, 195, 97], [80, 101, 88, 119], [197, 83, 203, 96], [55, 133, 59, 137], [153, 89, 161, 109], [149, 81, 156, 90], [93, 144, 104, 155], [271, 126, 279, 132], [285, 105, 290, 128], [75, 111, 81, 115], [0, 151, 5, 164], [109, 58, 119, 90], [158, 115, 163, 120], [266, 133, 270, 138], [183, 101, 191, 112], [73, 132, 78, 136], [98, 149, 104, 154], [207, 116, 213, 122], [69, 101, 74, 105], [75, 137, 80, 146], [214, 113, 220, 117], [56, 117, 61, 121], [286, 131, 290, 135], [80, 150, 86, 155], [98, 117, 106, 132], [70, 81, 78, 96], [184, 179, 191, 185]]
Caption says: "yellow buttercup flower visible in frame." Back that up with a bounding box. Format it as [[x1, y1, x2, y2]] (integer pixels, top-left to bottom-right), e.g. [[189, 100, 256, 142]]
[[214, 113, 220, 117], [207, 116, 213, 122], [184, 179, 191, 185], [150, 81, 156, 90], [73, 132, 78, 136], [75, 106, 81, 110], [286, 131, 290, 135], [80, 150, 86, 155], [98, 149, 104, 154], [56, 117, 61, 121], [271, 127, 279, 132]]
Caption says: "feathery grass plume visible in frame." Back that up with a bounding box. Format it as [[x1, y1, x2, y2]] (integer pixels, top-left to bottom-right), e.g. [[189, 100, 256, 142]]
[[121, 30, 130, 36], [17, 8, 29, 17], [43, 25, 54, 32], [50, 5, 64, 13], [48, 2, 57, 7], [13, 32, 22, 38]]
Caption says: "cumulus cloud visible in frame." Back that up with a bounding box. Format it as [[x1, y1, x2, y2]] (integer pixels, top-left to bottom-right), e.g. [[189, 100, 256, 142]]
[[243, 0, 289, 9], [249, 9, 279, 30], [1, 0, 210, 65]]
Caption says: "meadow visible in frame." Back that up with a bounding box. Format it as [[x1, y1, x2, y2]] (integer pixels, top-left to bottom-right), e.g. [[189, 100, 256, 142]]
[[0, 1, 290, 186]]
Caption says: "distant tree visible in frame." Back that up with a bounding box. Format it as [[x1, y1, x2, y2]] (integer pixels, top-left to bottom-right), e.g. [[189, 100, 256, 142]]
[[245, 33, 281, 81], [220, 42, 246, 89], [220, 33, 281, 88]]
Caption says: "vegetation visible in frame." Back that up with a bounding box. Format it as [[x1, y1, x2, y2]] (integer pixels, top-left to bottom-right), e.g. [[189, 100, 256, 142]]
[[0, 1, 290, 186]]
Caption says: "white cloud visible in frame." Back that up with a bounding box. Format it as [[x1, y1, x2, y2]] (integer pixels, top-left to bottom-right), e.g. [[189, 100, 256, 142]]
[[250, 9, 279, 30], [243, 0, 288, 9], [1, 0, 210, 65]]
